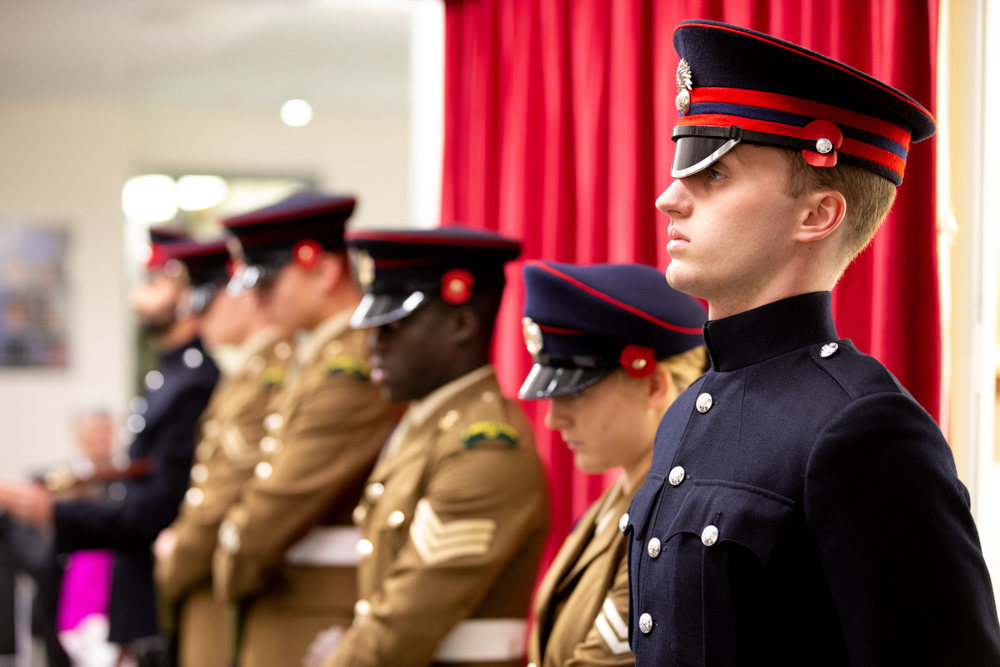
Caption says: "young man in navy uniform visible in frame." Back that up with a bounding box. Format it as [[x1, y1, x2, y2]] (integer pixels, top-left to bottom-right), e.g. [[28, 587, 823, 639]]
[[0, 226, 220, 663], [623, 20, 1000, 666]]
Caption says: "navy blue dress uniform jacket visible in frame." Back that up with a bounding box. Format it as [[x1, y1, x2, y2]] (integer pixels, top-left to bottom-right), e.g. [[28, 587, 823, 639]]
[[55, 338, 219, 643], [625, 292, 1000, 666]]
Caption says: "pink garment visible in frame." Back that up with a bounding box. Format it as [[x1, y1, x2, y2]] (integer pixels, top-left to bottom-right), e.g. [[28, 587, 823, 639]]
[[57, 550, 114, 631]]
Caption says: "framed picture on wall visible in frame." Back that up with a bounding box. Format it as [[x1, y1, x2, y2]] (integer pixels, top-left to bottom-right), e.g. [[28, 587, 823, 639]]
[[0, 223, 68, 368]]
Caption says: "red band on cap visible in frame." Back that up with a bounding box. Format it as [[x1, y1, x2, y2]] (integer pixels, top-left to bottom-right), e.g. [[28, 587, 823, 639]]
[[676, 114, 906, 178], [620, 345, 657, 379], [293, 239, 322, 271], [441, 268, 474, 305], [692, 87, 910, 147]]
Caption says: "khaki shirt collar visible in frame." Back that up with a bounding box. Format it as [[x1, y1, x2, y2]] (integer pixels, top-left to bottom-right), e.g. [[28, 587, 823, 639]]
[[228, 326, 282, 378], [405, 364, 495, 430], [296, 309, 353, 367]]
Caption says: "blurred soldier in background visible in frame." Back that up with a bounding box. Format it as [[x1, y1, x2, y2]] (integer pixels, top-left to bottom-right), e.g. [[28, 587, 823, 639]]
[[517, 262, 707, 667], [0, 226, 220, 666], [214, 193, 403, 667], [153, 239, 292, 667], [313, 228, 549, 667]]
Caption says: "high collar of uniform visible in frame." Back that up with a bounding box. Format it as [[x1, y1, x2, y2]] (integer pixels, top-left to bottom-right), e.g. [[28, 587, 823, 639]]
[[704, 291, 838, 372]]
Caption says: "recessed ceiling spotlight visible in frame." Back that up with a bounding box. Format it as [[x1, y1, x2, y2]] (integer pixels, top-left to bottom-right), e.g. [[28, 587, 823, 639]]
[[281, 99, 313, 127], [177, 175, 229, 211], [122, 175, 177, 223]]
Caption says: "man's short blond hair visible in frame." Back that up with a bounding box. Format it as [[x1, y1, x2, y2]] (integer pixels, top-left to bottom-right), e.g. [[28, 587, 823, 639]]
[[779, 150, 897, 264]]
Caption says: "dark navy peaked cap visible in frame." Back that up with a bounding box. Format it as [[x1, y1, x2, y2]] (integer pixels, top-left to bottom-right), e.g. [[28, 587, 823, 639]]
[[222, 191, 356, 294], [146, 225, 191, 273], [346, 227, 521, 328], [168, 239, 232, 313], [670, 20, 936, 185], [519, 261, 706, 400]]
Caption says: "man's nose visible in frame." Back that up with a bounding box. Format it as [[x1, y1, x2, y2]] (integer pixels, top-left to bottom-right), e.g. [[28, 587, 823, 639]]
[[656, 178, 691, 218]]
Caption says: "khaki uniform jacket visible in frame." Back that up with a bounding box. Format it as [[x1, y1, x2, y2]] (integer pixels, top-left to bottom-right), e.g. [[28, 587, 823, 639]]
[[324, 366, 550, 667], [154, 328, 292, 667], [213, 312, 404, 667], [528, 477, 636, 667]]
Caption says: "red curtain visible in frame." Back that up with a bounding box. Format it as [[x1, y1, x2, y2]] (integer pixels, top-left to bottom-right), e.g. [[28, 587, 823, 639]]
[[442, 0, 939, 561]]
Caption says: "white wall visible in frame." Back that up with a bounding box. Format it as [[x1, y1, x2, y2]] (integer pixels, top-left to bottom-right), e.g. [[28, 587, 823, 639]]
[[0, 99, 132, 477], [0, 99, 409, 477]]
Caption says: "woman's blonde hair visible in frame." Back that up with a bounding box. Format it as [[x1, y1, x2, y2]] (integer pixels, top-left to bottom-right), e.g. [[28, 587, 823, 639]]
[[660, 345, 710, 394]]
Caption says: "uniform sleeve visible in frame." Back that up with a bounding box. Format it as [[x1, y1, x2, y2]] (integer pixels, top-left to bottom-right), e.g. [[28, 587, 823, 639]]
[[323, 443, 547, 667], [563, 553, 634, 667], [805, 392, 1000, 666], [54, 385, 213, 553], [213, 377, 391, 601]]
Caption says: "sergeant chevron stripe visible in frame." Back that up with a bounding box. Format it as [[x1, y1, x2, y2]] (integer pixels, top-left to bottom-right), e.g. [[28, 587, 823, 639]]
[[409, 499, 497, 565], [595, 597, 631, 655]]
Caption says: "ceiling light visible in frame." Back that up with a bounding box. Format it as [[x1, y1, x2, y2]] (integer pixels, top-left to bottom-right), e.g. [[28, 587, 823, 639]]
[[177, 175, 229, 211], [281, 99, 313, 127], [122, 175, 178, 223]]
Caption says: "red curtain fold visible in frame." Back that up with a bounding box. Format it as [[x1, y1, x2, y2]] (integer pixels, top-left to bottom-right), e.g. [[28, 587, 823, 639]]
[[442, 0, 939, 561]]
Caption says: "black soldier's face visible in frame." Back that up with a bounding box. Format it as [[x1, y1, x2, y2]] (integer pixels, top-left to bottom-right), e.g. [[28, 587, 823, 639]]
[[656, 144, 806, 306], [367, 299, 455, 403]]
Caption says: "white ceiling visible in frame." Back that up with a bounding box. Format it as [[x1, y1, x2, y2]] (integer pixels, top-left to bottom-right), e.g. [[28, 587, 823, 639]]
[[0, 0, 411, 113]]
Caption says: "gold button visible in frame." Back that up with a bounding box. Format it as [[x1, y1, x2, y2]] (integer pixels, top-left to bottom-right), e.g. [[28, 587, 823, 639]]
[[247, 356, 266, 375], [274, 341, 292, 360], [324, 341, 344, 359], [265, 413, 283, 432], [354, 599, 371, 618], [190, 464, 208, 483], [365, 482, 384, 503], [203, 419, 222, 437], [255, 461, 273, 479], [387, 511, 405, 528], [481, 391, 495, 403], [356, 539, 374, 557], [259, 436, 282, 454], [185, 487, 204, 506], [196, 442, 214, 461], [352, 505, 367, 526], [218, 520, 240, 554], [438, 410, 460, 430]]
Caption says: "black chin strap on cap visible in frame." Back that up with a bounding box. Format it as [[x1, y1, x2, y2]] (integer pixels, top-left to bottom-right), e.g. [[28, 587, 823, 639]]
[[670, 125, 826, 178]]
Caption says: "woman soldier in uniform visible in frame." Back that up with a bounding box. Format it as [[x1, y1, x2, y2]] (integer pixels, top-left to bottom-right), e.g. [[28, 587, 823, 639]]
[[518, 261, 707, 667]]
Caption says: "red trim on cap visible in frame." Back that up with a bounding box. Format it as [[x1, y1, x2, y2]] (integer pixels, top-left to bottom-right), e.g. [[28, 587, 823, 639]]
[[538, 324, 587, 335], [691, 88, 910, 147], [527, 261, 704, 335], [674, 22, 935, 124], [676, 114, 906, 177], [166, 239, 230, 260], [223, 198, 355, 228], [345, 229, 521, 251]]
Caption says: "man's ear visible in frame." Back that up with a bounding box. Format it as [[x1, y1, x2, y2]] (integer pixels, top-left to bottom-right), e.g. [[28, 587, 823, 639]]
[[446, 305, 480, 346], [317, 252, 345, 293], [795, 189, 847, 244]]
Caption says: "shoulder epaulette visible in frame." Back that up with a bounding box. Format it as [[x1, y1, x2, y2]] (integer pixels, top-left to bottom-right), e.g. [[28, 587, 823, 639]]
[[326, 354, 371, 380], [459, 420, 520, 449], [259, 366, 285, 387]]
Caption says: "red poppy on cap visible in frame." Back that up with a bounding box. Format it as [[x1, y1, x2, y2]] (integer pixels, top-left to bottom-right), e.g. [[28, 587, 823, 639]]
[[441, 268, 474, 305], [620, 344, 657, 379], [293, 239, 322, 271], [801, 120, 843, 168]]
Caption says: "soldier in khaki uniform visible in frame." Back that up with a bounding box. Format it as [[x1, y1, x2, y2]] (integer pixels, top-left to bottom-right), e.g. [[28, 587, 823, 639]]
[[513, 262, 708, 667], [153, 238, 293, 667], [214, 193, 404, 667], [311, 228, 549, 667]]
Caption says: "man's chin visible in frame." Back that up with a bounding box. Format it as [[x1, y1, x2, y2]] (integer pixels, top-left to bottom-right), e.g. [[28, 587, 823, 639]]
[[664, 262, 702, 297]]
